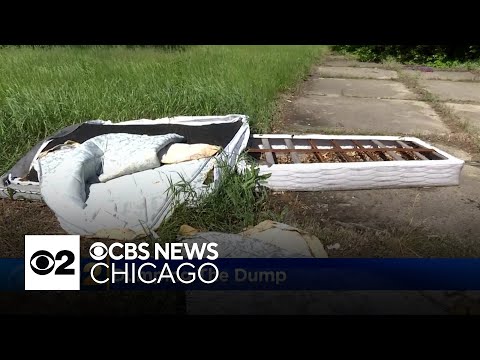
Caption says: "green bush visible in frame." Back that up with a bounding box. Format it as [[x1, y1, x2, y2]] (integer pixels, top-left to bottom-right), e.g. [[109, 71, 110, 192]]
[[332, 45, 480, 64]]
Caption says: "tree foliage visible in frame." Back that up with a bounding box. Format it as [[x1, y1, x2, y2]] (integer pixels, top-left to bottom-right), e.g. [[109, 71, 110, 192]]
[[332, 45, 480, 64]]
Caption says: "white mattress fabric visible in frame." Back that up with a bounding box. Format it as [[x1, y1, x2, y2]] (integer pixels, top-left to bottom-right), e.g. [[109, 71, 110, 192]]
[[34, 115, 250, 240]]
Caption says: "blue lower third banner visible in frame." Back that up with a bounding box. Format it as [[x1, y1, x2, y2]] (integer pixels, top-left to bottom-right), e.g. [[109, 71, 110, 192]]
[[5, 258, 480, 291]]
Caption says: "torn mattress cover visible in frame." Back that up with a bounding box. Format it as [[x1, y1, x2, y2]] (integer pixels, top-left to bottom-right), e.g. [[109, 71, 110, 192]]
[[1, 114, 250, 240]]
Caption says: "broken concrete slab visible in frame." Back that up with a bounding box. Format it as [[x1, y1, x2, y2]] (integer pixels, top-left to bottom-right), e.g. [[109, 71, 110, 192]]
[[285, 96, 449, 135], [304, 78, 418, 100], [420, 80, 480, 103], [446, 103, 480, 132], [315, 66, 398, 80], [404, 69, 480, 82]]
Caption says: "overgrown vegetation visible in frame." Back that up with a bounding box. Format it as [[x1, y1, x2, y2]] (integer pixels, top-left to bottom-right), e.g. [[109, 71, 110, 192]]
[[332, 45, 480, 68], [0, 45, 326, 174], [156, 155, 272, 242]]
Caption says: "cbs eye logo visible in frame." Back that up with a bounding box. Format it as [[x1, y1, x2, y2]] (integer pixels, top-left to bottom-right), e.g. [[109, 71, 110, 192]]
[[89, 242, 108, 261], [30, 250, 75, 275], [25, 235, 80, 291]]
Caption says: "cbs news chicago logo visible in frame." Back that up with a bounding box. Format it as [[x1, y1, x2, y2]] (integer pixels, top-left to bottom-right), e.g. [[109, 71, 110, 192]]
[[24, 235, 220, 290]]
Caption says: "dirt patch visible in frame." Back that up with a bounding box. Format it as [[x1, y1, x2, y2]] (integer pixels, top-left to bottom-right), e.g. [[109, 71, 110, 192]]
[[0, 199, 145, 258], [0, 199, 64, 257], [266, 191, 480, 258]]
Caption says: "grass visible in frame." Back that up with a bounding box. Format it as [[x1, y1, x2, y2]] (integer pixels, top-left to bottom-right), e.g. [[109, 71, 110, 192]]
[[0, 45, 327, 175], [155, 155, 274, 243]]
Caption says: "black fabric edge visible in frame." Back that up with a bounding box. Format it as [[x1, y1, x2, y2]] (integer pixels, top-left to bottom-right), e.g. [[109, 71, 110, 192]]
[[7, 120, 244, 184]]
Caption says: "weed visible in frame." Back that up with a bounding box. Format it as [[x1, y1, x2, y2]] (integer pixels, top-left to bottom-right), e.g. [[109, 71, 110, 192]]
[[156, 154, 271, 243]]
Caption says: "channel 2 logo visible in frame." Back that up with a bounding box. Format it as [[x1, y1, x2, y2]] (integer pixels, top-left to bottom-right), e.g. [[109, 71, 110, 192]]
[[25, 235, 80, 290]]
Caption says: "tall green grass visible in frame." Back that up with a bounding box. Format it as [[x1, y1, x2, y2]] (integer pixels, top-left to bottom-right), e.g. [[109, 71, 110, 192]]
[[0, 45, 326, 174], [156, 155, 273, 242]]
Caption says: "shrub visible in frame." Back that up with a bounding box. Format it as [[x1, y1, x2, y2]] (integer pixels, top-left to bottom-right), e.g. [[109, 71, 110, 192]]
[[332, 45, 480, 64]]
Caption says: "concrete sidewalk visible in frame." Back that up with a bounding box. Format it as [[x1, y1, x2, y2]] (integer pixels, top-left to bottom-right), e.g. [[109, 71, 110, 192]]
[[185, 56, 480, 316], [277, 55, 480, 252]]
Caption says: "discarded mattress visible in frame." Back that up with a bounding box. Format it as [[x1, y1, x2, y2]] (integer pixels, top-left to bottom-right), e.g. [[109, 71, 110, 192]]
[[1, 115, 250, 240]]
